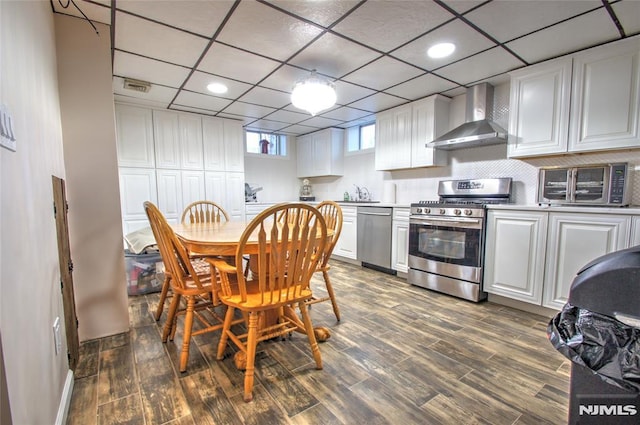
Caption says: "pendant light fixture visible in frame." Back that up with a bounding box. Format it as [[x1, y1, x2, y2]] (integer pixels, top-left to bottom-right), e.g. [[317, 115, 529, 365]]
[[290, 70, 337, 116]]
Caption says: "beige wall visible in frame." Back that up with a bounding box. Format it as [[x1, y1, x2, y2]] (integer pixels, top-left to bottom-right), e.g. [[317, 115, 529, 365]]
[[0, 2, 69, 424], [55, 14, 129, 341]]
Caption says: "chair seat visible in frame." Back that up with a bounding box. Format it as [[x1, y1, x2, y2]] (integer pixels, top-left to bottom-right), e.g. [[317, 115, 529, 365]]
[[220, 281, 312, 310]]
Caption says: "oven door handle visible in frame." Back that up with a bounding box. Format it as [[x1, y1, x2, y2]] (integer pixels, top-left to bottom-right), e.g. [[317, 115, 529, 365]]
[[410, 216, 482, 225]]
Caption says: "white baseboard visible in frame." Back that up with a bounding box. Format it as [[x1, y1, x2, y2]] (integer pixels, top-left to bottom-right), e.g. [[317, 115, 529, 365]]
[[55, 370, 74, 425]]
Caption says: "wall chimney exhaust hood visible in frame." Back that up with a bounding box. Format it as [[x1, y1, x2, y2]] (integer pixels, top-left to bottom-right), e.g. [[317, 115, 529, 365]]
[[428, 83, 507, 150]]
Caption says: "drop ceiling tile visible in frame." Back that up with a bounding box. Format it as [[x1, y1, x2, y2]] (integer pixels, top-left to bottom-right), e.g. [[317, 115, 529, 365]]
[[265, 0, 361, 27], [113, 76, 177, 107], [216, 112, 254, 127], [505, 9, 621, 64], [384, 74, 458, 101], [439, 0, 486, 15], [288, 32, 381, 78], [173, 91, 233, 112], [197, 43, 281, 85], [348, 93, 408, 112], [340, 115, 377, 128], [342, 56, 424, 91], [216, 1, 323, 61], [223, 101, 277, 119], [612, 1, 640, 36], [113, 51, 190, 89], [392, 20, 496, 71], [332, 81, 376, 105], [266, 109, 310, 124], [114, 0, 235, 37], [238, 86, 291, 109], [298, 115, 344, 128], [183, 71, 253, 98], [115, 11, 209, 67], [436, 47, 523, 85], [332, 1, 455, 52], [244, 119, 288, 132], [464, 0, 601, 43], [260, 65, 318, 92], [321, 106, 374, 122], [281, 124, 323, 135]]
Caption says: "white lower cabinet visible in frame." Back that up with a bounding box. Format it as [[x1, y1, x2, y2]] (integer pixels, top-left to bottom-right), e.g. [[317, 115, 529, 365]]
[[391, 207, 410, 273], [245, 203, 275, 222], [333, 205, 357, 260], [542, 212, 631, 310], [484, 210, 548, 304], [485, 209, 632, 310], [632, 216, 640, 246]]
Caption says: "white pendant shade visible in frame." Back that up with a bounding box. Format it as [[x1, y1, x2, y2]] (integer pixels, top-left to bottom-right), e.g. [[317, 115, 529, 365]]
[[291, 71, 337, 116]]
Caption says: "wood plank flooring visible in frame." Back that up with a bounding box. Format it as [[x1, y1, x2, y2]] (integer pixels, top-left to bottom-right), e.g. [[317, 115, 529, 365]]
[[67, 261, 570, 425]]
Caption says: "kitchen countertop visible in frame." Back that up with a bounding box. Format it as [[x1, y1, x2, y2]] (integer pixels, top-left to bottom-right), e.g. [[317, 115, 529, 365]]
[[488, 204, 640, 215], [245, 201, 411, 208]]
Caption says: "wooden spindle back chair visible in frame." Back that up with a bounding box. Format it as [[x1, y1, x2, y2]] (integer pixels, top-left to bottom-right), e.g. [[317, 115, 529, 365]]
[[210, 203, 327, 402]]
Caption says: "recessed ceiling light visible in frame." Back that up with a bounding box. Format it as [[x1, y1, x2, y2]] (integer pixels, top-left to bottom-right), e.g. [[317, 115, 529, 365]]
[[427, 42, 456, 59], [207, 82, 228, 94]]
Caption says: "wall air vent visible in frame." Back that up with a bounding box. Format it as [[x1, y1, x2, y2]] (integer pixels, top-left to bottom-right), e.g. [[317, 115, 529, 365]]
[[123, 78, 152, 93]]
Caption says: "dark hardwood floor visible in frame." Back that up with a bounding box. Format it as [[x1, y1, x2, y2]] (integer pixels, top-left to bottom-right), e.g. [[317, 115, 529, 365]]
[[67, 261, 570, 425]]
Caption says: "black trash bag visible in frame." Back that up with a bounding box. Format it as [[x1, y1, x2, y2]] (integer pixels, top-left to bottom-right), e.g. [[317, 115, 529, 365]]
[[548, 303, 640, 393]]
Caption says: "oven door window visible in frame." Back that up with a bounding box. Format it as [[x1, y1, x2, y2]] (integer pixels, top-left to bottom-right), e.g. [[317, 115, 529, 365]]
[[409, 223, 481, 267]]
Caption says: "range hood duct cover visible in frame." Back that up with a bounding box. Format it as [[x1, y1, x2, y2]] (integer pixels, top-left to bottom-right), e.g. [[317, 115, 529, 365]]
[[428, 83, 507, 150]]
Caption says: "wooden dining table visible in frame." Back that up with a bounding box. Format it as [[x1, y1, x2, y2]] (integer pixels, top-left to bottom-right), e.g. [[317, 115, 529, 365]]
[[172, 219, 333, 341]]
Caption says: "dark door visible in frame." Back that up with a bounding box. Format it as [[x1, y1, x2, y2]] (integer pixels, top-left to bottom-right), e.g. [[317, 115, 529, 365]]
[[52, 176, 79, 370]]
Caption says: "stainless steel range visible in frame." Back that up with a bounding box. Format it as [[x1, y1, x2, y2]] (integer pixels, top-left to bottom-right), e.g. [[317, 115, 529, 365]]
[[408, 178, 512, 302]]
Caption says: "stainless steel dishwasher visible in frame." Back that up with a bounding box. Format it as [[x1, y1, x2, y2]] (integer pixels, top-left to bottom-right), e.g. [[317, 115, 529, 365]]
[[357, 206, 395, 274]]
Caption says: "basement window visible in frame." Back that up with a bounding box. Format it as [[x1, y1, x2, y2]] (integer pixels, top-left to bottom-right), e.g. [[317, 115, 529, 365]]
[[246, 131, 287, 156], [347, 122, 375, 152]]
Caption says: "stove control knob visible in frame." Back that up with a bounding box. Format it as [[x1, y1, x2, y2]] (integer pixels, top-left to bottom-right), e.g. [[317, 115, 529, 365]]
[[416, 208, 422, 214], [454, 209, 462, 216], [439, 208, 446, 215], [464, 209, 473, 216], [425, 208, 431, 214]]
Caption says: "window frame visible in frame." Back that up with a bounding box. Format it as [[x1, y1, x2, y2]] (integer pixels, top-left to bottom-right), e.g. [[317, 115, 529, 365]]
[[245, 130, 289, 159]]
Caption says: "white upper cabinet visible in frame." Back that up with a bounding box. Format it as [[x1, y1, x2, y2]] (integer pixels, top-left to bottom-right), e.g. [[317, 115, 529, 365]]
[[153, 110, 181, 169], [202, 117, 245, 173], [508, 58, 572, 158], [375, 95, 449, 170], [375, 104, 412, 170], [115, 104, 155, 167], [411, 95, 449, 168], [179, 114, 204, 170], [569, 37, 640, 152], [508, 37, 640, 158], [297, 128, 344, 178]]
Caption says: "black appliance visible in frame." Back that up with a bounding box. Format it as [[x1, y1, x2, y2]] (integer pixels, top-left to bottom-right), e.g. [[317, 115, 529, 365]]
[[408, 177, 512, 302], [548, 246, 640, 425]]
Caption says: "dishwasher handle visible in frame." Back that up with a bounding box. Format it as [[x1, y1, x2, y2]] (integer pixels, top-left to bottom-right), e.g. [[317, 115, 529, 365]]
[[358, 211, 391, 217]]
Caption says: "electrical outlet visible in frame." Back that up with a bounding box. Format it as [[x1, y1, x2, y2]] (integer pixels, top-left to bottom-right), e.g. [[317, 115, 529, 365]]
[[53, 317, 62, 356]]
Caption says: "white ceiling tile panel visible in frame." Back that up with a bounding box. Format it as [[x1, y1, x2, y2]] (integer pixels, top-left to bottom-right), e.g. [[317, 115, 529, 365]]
[[331, 1, 455, 52], [612, 1, 640, 36], [173, 91, 233, 112], [223, 102, 277, 119], [197, 43, 281, 85], [113, 51, 190, 89], [259, 65, 318, 92], [238, 86, 292, 109], [244, 119, 288, 132], [266, 109, 312, 123], [280, 124, 323, 135], [332, 81, 377, 105], [348, 92, 409, 112], [216, 1, 324, 61], [392, 20, 497, 71], [439, 0, 486, 15], [384, 74, 458, 101], [115, 12, 209, 67], [288, 32, 381, 78], [435, 47, 523, 85], [265, 0, 361, 27], [505, 9, 621, 64], [183, 71, 253, 98], [464, 0, 602, 43], [321, 106, 375, 122], [114, 1, 235, 37], [298, 115, 344, 128], [52, 0, 111, 25], [342, 56, 424, 91]]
